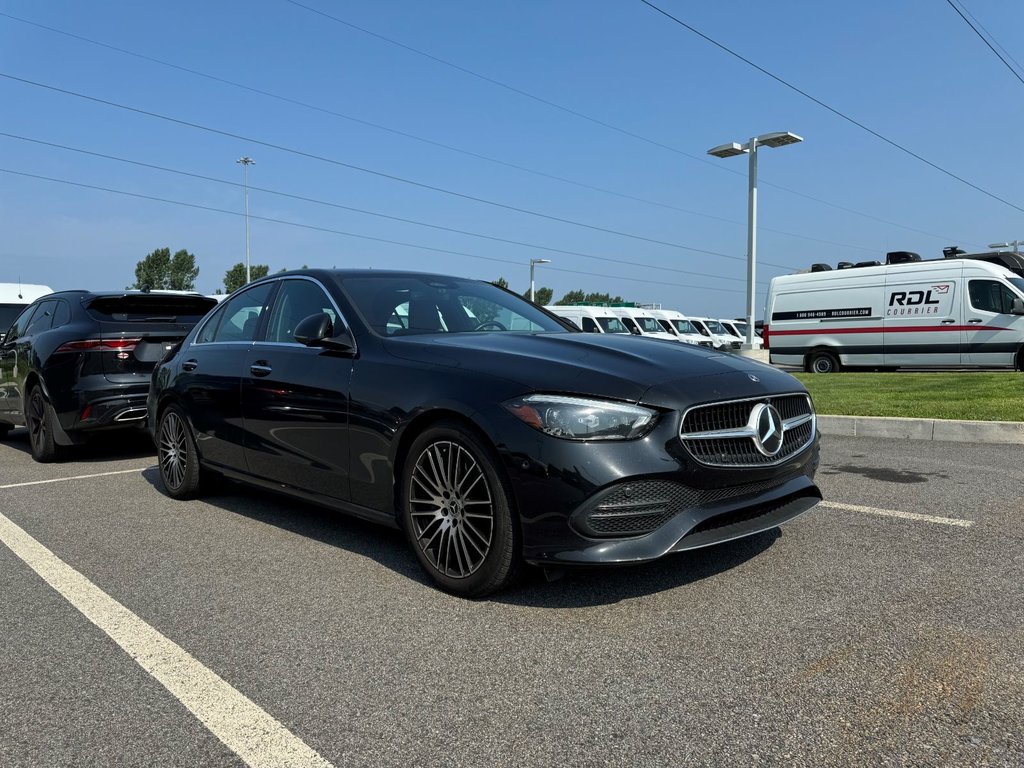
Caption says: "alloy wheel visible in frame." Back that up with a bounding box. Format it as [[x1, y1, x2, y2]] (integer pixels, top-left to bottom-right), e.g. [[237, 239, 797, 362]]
[[409, 440, 494, 579], [159, 410, 189, 490], [28, 391, 47, 453]]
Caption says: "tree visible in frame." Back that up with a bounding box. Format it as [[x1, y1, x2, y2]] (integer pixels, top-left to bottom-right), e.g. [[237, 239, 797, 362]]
[[531, 287, 554, 305], [555, 289, 628, 305], [491, 277, 509, 289], [223, 262, 270, 294], [131, 247, 199, 291]]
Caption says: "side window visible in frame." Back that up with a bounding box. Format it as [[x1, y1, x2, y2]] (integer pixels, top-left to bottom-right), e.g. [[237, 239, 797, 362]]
[[581, 317, 598, 332], [51, 300, 71, 329], [265, 280, 338, 343], [198, 283, 274, 343], [5, 304, 38, 343], [25, 300, 58, 335], [969, 280, 1015, 314]]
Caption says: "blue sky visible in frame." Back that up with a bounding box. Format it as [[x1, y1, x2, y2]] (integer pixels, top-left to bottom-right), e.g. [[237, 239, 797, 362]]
[[2, 0, 1023, 315]]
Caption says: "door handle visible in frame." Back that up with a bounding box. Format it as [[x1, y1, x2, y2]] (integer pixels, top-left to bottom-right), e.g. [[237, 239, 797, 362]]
[[940, 319, 956, 324], [250, 362, 272, 377], [181, 359, 198, 371], [967, 319, 983, 324]]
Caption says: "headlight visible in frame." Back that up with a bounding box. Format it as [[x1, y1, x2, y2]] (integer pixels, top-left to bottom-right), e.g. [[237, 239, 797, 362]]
[[503, 394, 658, 440]]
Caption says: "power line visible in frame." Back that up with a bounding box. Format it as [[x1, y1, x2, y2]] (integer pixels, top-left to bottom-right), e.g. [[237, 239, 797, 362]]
[[0, 72, 781, 269], [0, 131, 771, 282], [0, 10, 882, 255], [0, 167, 757, 295], [945, 0, 1024, 88], [637, 0, 1024, 215], [278, 2, 979, 247]]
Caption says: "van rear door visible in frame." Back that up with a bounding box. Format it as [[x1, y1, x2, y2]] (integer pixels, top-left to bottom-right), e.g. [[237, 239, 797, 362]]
[[882, 266, 962, 367]]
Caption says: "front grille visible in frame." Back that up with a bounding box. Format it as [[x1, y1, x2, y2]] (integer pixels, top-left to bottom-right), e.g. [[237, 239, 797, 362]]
[[584, 476, 791, 537], [680, 393, 815, 468]]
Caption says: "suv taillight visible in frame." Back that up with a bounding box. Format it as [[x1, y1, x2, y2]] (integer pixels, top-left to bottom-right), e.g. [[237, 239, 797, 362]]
[[55, 338, 141, 353]]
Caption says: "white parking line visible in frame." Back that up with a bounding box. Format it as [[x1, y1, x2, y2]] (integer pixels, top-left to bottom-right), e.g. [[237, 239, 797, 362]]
[[821, 501, 973, 528], [0, 468, 145, 490], [0, 511, 334, 768]]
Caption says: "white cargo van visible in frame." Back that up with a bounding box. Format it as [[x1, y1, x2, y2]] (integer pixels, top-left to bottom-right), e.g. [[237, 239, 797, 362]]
[[609, 307, 678, 341], [764, 259, 1024, 371], [648, 310, 712, 346], [0, 283, 53, 340], [545, 305, 631, 334], [689, 317, 741, 351]]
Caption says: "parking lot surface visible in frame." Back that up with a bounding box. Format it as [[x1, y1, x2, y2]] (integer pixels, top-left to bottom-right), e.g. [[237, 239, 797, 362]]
[[1, 429, 1022, 767]]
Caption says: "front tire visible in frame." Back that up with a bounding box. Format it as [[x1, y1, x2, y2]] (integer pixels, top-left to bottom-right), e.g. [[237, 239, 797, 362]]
[[400, 422, 519, 597], [27, 386, 62, 463], [157, 405, 207, 499], [807, 350, 841, 374]]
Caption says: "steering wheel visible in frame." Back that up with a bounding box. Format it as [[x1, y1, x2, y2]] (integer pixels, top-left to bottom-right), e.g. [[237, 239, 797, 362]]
[[473, 320, 507, 332]]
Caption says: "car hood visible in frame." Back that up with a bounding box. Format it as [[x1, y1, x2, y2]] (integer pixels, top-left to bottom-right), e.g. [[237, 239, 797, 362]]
[[382, 332, 804, 406]]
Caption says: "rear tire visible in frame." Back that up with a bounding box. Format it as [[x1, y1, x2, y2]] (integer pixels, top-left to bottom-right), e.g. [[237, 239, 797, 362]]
[[0, 422, 11, 440], [1016, 349, 1024, 372], [806, 350, 841, 374], [400, 422, 520, 597], [157, 404, 207, 499], [27, 386, 63, 463]]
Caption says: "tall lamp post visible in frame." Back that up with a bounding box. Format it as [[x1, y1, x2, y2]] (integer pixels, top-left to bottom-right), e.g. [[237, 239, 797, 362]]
[[707, 132, 802, 350], [529, 258, 551, 302], [236, 156, 255, 284]]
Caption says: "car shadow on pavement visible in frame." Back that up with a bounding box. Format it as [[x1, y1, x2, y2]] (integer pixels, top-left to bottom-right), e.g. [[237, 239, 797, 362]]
[[140, 468, 785, 607], [2, 427, 156, 463]]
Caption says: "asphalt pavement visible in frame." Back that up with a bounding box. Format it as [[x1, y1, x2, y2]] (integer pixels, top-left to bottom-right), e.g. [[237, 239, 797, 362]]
[[1, 428, 1022, 767]]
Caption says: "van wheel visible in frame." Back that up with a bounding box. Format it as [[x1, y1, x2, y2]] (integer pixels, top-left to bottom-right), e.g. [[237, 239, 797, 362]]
[[1016, 349, 1024, 372], [807, 350, 841, 374]]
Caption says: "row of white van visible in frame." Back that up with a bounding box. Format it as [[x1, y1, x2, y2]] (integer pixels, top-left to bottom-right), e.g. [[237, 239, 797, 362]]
[[545, 305, 746, 350]]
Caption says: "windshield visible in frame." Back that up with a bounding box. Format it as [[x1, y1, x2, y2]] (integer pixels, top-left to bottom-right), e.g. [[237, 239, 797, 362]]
[[0, 304, 26, 334], [702, 320, 728, 335], [341, 274, 567, 336], [597, 316, 629, 333], [634, 316, 666, 334], [671, 319, 698, 335], [1010, 277, 1024, 295]]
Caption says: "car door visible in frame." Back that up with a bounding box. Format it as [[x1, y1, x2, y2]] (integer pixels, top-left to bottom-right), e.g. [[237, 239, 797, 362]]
[[178, 282, 275, 472], [963, 278, 1023, 366], [0, 303, 40, 421], [241, 277, 353, 501]]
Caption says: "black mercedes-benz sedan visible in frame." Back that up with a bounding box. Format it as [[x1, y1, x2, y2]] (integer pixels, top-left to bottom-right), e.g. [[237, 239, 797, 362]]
[[1, 290, 216, 462], [148, 270, 820, 596]]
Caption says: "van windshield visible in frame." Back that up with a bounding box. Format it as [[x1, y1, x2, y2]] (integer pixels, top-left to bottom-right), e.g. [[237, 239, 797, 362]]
[[671, 319, 698, 335], [1010, 277, 1024, 295], [635, 317, 665, 334], [596, 316, 629, 333], [703, 320, 728, 335], [0, 304, 25, 333]]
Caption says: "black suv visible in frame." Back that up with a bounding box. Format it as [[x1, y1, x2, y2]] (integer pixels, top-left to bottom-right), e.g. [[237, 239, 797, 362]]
[[0, 290, 216, 462]]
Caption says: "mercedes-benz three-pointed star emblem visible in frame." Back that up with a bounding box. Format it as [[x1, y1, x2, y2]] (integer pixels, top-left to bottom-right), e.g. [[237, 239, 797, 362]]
[[750, 402, 784, 456]]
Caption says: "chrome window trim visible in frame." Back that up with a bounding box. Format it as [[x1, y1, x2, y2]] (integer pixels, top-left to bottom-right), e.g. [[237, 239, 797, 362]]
[[262, 276, 355, 353], [679, 392, 816, 468]]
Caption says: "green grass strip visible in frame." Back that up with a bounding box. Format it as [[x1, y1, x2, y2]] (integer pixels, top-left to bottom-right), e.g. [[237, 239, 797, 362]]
[[793, 372, 1024, 422]]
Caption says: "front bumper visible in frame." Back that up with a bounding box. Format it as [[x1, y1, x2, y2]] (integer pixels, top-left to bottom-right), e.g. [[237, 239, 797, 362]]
[[494, 406, 821, 567]]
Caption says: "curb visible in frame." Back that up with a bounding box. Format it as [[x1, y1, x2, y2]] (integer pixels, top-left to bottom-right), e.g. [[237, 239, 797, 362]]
[[817, 415, 1024, 444]]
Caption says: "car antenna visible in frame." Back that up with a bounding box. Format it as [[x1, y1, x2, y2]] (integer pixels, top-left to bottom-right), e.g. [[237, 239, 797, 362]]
[[18, 276, 23, 300]]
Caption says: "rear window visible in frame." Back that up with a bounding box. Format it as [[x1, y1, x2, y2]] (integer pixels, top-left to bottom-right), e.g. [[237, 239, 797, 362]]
[[86, 295, 216, 323]]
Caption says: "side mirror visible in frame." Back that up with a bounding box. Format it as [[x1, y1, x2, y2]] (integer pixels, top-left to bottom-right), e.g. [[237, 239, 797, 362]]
[[1012, 297, 1024, 315], [294, 313, 355, 352]]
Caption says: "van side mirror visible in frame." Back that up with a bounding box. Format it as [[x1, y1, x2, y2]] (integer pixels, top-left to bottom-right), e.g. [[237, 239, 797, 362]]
[[1012, 297, 1024, 315], [294, 313, 355, 352]]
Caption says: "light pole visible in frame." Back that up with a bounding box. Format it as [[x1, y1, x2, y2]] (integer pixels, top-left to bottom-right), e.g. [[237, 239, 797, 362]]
[[529, 258, 551, 302], [707, 131, 802, 350], [988, 240, 1023, 255], [236, 156, 255, 284]]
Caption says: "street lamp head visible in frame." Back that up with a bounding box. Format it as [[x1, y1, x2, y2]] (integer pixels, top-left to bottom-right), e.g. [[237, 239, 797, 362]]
[[236, 156, 255, 165], [756, 131, 803, 148], [531, 258, 552, 266], [707, 142, 746, 158]]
